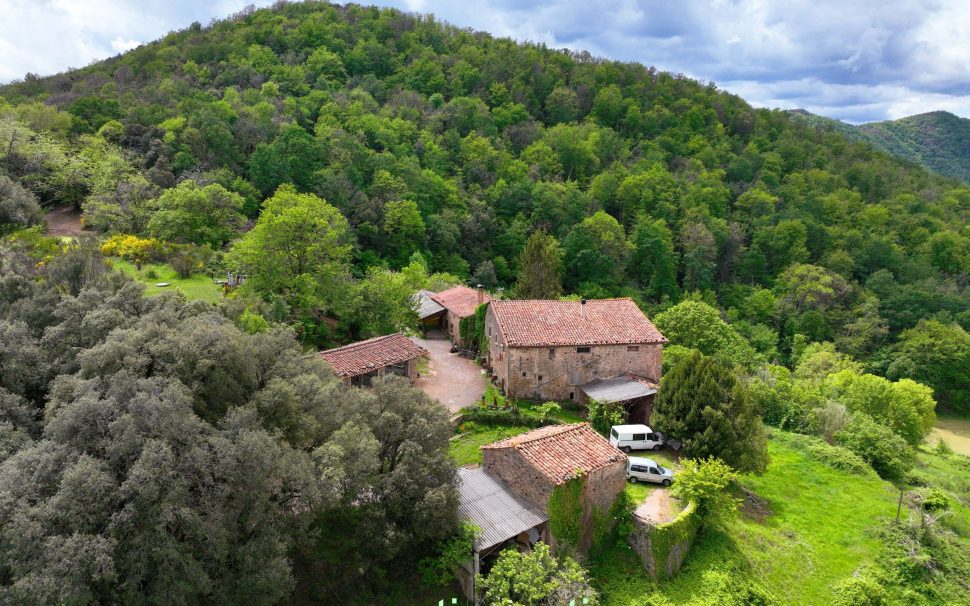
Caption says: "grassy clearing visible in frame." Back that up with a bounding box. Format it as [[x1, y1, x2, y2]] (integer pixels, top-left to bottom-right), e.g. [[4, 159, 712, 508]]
[[449, 425, 532, 466], [590, 432, 899, 605], [109, 258, 223, 304], [929, 415, 970, 457], [516, 400, 586, 423], [911, 447, 970, 538]]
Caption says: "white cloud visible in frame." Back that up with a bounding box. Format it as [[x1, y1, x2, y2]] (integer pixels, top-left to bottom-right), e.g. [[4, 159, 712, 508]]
[[110, 37, 141, 53], [1, 0, 968, 122]]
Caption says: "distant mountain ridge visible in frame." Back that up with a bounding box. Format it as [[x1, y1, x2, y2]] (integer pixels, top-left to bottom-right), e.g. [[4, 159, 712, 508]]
[[788, 109, 970, 183]]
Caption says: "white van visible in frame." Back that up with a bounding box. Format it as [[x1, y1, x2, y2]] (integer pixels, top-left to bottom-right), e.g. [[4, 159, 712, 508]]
[[627, 456, 673, 486], [609, 424, 664, 453]]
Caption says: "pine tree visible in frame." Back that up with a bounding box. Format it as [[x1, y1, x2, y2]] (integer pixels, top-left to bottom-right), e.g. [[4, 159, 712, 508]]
[[652, 351, 768, 473], [515, 230, 563, 299]]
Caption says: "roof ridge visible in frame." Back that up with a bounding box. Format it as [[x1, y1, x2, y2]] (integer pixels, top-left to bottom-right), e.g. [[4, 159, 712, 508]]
[[481, 423, 588, 449], [320, 332, 405, 353]]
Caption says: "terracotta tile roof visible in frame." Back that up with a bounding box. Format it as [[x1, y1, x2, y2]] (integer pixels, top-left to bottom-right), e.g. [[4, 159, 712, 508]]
[[430, 285, 491, 318], [489, 298, 666, 347], [320, 333, 428, 378], [482, 423, 626, 485]]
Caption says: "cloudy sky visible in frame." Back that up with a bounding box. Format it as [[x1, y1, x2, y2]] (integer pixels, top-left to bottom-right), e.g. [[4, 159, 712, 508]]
[[1, 0, 968, 123]]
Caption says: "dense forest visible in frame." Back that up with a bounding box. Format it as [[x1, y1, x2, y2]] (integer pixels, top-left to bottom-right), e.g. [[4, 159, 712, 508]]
[[1, 2, 970, 603], [790, 109, 970, 185]]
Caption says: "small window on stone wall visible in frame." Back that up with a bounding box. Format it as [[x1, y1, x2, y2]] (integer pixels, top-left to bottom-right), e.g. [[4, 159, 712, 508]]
[[538, 375, 543, 381], [627, 345, 639, 352], [548, 348, 554, 359], [577, 347, 591, 353], [522, 371, 526, 377]]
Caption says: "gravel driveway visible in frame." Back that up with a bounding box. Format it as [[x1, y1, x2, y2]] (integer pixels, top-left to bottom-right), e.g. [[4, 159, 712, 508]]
[[411, 336, 487, 413]]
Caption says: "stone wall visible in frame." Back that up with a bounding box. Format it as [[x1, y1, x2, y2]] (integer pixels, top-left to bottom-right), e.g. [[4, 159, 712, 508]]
[[578, 460, 627, 551], [481, 447, 554, 512], [627, 501, 700, 580]]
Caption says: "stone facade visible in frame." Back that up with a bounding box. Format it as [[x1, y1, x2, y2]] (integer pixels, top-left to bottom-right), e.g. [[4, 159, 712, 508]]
[[485, 305, 662, 401], [482, 447, 555, 512], [482, 442, 626, 552]]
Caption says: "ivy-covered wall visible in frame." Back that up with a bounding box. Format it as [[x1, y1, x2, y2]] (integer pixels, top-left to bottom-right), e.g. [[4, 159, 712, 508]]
[[548, 475, 585, 548], [627, 500, 700, 579]]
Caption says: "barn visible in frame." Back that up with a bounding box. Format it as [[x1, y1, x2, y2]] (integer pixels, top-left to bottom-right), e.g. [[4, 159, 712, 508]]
[[319, 333, 428, 386], [483, 298, 666, 422]]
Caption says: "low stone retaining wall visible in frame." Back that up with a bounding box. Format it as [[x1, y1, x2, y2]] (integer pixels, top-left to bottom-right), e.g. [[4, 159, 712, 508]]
[[626, 500, 699, 579]]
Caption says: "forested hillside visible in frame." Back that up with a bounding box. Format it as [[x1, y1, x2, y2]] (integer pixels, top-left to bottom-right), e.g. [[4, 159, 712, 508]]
[[1, 2, 970, 604], [790, 109, 970, 184], [2, 2, 967, 413]]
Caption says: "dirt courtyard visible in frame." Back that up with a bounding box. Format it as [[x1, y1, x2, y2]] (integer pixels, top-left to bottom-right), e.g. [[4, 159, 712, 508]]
[[634, 488, 680, 524], [44, 207, 87, 237], [411, 335, 487, 413]]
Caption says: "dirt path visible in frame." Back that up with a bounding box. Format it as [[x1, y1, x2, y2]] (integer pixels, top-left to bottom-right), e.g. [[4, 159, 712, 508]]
[[411, 336, 487, 413], [634, 488, 679, 524], [44, 207, 87, 237]]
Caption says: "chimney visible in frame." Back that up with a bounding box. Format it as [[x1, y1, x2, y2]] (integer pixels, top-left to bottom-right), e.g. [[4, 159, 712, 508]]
[[580, 298, 587, 320], [476, 284, 484, 306]]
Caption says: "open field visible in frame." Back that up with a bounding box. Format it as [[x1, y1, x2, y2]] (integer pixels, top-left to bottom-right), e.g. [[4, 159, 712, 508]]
[[590, 432, 899, 605], [109, 258, 223, 304], [929, 415, 970, 457]]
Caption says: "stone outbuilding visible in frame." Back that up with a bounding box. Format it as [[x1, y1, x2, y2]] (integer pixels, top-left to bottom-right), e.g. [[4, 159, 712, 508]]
[[481, 423, 627, 551], [483, 298, 666, 421], [320, 333, 428, 387], [419, 285, 490, 346]]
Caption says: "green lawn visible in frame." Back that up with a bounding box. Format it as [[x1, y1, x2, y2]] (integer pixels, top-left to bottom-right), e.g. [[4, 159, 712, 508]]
[[449, 425, 532, 466], [516, 400, 586, 423], [110, 258, 223, 304], [590, 432, 899, 605]]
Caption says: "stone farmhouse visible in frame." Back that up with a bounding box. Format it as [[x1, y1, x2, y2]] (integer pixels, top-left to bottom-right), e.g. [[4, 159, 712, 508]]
[[319, 333, 428, 387], [481, 423, 627, 550], [455, 423, 626, 601], [416, 285, 491, 346], [483, 298, 666, 422]]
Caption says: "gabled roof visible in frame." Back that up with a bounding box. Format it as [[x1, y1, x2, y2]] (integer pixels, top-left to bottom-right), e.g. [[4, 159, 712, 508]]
[[482, 423, 626, 485], [320, 333, 428, 378], [414, 289, 446, 319], [430, 285, 490, 318], [488, 298, 666, 347], [457, 467, 548, 552]]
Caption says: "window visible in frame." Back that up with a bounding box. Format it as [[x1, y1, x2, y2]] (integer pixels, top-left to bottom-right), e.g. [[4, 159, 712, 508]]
[[538, 375, 543, 381], [548, 348, 555, 359], [569, 392, 574, 399], [650, 467, 660, 475], [647, 433, 657, 441], [577, 347, 591, 353], [633, 433, 646, 441], [627, 345, 639, 352], [632, 465, 648, 473], [522, 371, 527, 377], [611, 429, 619, 439]]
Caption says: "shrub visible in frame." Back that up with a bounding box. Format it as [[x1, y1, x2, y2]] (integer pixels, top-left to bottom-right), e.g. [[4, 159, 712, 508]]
[[935, 438, 954, 456], [831, 573, 886, 606], [804, 439, 875, 477], [587, 398, 624, 436], [478, 542, 598, 606], [418, 522, 477, 587], [835, 414, 915, 482], [920, 488, 951, 512], [535, 401, 562, 424], [101, 234, 164, 268], [672, 458, 740, 524]]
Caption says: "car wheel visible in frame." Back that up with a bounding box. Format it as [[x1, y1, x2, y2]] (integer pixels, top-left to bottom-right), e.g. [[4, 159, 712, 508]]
[[621, 446, 631, 453], [662, 479, 671, 487], [629, 476, 638, 483], [652, 444, 662, 451]]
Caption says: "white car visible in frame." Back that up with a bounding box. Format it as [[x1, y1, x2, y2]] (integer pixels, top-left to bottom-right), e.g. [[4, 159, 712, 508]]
[[610, 424, 664, 453], [627, 456, 674, 486]]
